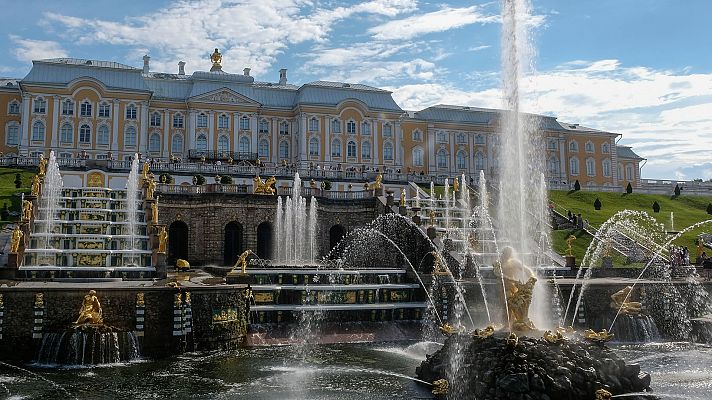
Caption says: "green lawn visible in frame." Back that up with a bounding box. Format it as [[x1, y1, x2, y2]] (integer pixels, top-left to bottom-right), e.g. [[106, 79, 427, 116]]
[[0, 167, 35, 223], [548, 189, 712, 249]]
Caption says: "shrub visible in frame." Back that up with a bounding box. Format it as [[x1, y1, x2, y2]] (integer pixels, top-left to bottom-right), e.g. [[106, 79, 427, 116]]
[[574, 180, 581, 191], [707, 203, 712, 215], [322, 180, 332, 190], [14, 173, 21, 188], [626, 182, 633, 194], [0, 203, 8, 221], [593, 198, 602, 210], [220, 175, 233, 184], [652, 201, 660, 213], [159, 173, 174, 184], [674, 184, 681, 196], [192, 174, 206, 185]]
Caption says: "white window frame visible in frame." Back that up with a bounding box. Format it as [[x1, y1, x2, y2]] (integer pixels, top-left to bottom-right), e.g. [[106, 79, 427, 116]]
[[5, 123, 19, 146], [32, 121, 45, 141], [61, 99, 74, 116], [97, 125, 110, 145], [173, 113, 184, 128], [309, 117, 319, 132], [309, 137, 319, 156], [80, 101, 92, 117], [33, 98, 46, 114], [383, 141, 393, 161], [218, 114, 229, 130], [218, 135, 229, 153], [197, 113, 208, 128], [79, 124, 91, 144], [150, 112, 162, 127], [125, 126, 137, 146], [171, 134, 184, 153], [279, 140, 289, 159], [346, 140, 357, 158], [60, 123, 73, 144], [149, 133, 161, 152], [125, 104, 137, 120], [361, 141, 371, 159], [98, 102, 111, 118], [331, 139, 341, 157]]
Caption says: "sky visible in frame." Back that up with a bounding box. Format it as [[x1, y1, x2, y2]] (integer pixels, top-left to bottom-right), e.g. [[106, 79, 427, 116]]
[[1, 0, 711, 180]]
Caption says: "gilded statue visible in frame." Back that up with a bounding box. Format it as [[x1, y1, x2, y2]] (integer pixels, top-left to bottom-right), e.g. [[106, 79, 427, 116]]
[[158, 226, 168, 253], [232, 249, 255, 274], [185, 292, 191, 305], [10, 225, 24, 253], [429, 210, 436, 226], [31, 175, 41, 196], [583, 328, 614, 343], [151, 198, 159, 223], [431, 251, 450, 276], [367, 174, 383, 190], [142, 161, 150, 181], [431, 379, 448, 396], [146, 177, 157, 200], [439, 323, 463, 335], [452, 178, 459, 192], [595, 389, 612, 400], [565, 235, 577, 257], [506, 332, 519, 347], [22, 199, 33, 221], [34, 293, 44, 308], [253, 176, 276, 195], [38, 155, 47, 177], [543, 330, 565, 344], [467, 233, 478, 251], [210, 48, 222, 68], [610, 286, 642, 315], [697, 238, 705, 258], [176, 258, 190, 271], [0, 294, 4, 308], [174, 293, 182, 306], [136, 292, 145, 307], [74, 290, 103, 325], [471, 325, 495, 339], [399, 188, 406, 207], [493, 246, 537, 331]]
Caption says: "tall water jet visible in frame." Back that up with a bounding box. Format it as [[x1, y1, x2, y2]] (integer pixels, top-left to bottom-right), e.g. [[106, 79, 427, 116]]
[[275, 173, 318, 264], [39, 151, 63, 255], [125, 154, 140, 266]]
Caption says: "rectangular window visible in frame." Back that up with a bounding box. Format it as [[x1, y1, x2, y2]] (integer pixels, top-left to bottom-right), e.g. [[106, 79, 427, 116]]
[[218, 115, 229, 129], [197, 114, 208, 128], [126, 106, 137, 119], [98, 103, 111, 118], [173, 114, 184, 128], [150, 113, 161, 127], [33, 99, 46, 114], [259, 120, 269, 134], [240, 117, 250, 130], [80, 102, 92, 117], [62, 101, 74, 116], [8, 102, 20, 115], [383, 124, 392, 137], [309, 118, 319, 132]]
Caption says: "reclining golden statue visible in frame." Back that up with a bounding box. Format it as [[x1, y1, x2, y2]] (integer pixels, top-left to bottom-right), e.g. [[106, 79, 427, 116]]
[[253, 175, 276, 195], [583, 328, 614, 343], [75, 290, 103, 326], [610, 286, 643, 315]]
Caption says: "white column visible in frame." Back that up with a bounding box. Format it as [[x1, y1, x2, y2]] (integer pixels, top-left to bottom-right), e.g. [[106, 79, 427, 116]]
[[50, 96, 59, 148], [559, 136, 567, 183], [428, 127, 436, 171], [139, 101, 149, 154], [450, 132, 456, 174], [299, 114, 307, 162], [394, 121, 402, 166], [232, 113, 240, 153], [325, 116, 331, 162], [163, 110, 170, 156], [112, 100, 120, 152], [372, 119, 379, 165], [20, 94, 31, 154], [271, 117, 279, 162], [208, 111, 215, 150], [187, 110, 196, 152], [250, 114, 258, 155]]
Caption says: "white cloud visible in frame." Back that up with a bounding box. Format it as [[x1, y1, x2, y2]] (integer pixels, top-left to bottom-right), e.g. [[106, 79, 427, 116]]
[[10, 35, 67, 63], [368, 5, 497, 40], [468, 45, 491, 52], [41, 0, 417, 77]]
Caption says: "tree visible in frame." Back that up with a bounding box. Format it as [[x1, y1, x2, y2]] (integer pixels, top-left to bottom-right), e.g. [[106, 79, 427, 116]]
[[674, 184, 681, 197], [594, 197, 602, 210], [574, 180, 581, 191], [159, 173, 174, 184], [626, 182, 633, 194], [322, 180, 332, 190], [0, 203, 8, 221], [220, 175, 233, 184], [706, 203, 712, 215], [652, 201, 660, 213], [192, 174, 206, 185], [14, 173, 21, 188]]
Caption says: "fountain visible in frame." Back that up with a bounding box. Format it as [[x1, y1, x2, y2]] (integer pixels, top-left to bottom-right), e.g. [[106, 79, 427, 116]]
[[274, 173, 318, 264]]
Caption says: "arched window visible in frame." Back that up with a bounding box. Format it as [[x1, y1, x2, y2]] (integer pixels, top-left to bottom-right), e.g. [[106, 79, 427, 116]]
[[569, 157, 580, 175], [436, 149, 448, 168], [60, 123, 73, 144], [218, 114, 229, 130], [173, 113, 184, 128], [456, 133, 466, 144], [32, 121, 45, 141], [383, 141, 393, 160], [309, 117, 319, 132], [239, 137, 250, 154], [197, 113, 208, 128], [383, 123, 392, 137], [149, 133, 161, 152], [240, 116, 250, 130], [125, 104, 137, 119], [617, 163, 623, 180], [362, 121, 370, 135], [309, 137, 319, 156], [5, 123, 19, 146], [412, 129, 422, 141], [258, 119, 269, 134], [331, 139, 341, 157], [475, 152, 485, 171], [361, 141, 371, 159], [79, 124, 91, 143], [347, 140, 357, 158], [97, 125, 109, 145], [125, 126, 137, 146], [412, 148, 424, 167], [279, 121, 289, 135], [569, 141, 578, 152], [626, 164, 634, 181], [218, 135, 229, 153], [258, 139, 269, 157], [150, 112, 161, 127], [61, 99, 74, 116], [586, 158, 595, 176], [475, 134, 485, 145], [548, 157, 559, 175], [347, 120, 356, 134], [456, 150, 466, 169], [196, 134, 207, 151], [602, 159, 611, 177], [279, 140, 289, 159], [172, 134, 184, 153], [98, 102, 111, 118], [80, 101, 92, 117], [585, 141, 594, 153], [331, 119, 341, 133], [602, 143, 610, 154]]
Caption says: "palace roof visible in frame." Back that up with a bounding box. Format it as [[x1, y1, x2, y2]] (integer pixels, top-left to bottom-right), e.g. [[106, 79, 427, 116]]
[[617, 146, 645, 160]]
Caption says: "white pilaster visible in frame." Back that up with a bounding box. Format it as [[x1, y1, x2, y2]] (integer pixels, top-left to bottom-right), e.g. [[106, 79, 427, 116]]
[[232, 113, 239, 153], [394, 121, 402, 166], [299, 114, 307, 162], [208, 111, 215, 150], [559, 136, 567, 183], [50, 96, 59, 148], [112, 100, 120, 152], [373, 119, 380, 165], [250, 114, 258, 155], [188, 110, 196, 151], [139, 102, 149, 154], [325, 116, 331, 162], [20, 94, 31, 154], [428, 126, 436, 171], [271, 117, 278, 162], [163, 110, 170, 156]]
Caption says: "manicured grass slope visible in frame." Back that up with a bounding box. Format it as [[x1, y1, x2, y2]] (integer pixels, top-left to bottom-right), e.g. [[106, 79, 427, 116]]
[[0, 167, 35, 223]]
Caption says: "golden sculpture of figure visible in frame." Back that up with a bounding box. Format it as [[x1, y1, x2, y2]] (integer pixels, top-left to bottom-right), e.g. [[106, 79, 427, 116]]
[[38, 155, 47, 177], [253, 176, 276, 195], [471, 325, 495, 339], [583, 328, 614, 343], [367, 174, 383, 190], [142, 160, 150, 181], [157, 226, 168, 253], [22, 199, 33, 221], [136, 292, 145, 307], [31, 175, 41, 196], [10, 225, 23, 253], [399, 188, 406, 207], [610, 286, 642, 315], [432, 379, 448, 396], [232, 249, 255, 274], [452, 178, 459, 192], [34, 293, 44, 308], [74, 290, 103, 325], [493, 246, 537, 331], [543, 330, 565, 344], [176, 258, 190, 270], [146, 177, 157, 200], [697, 238, 705, 258], [595, 389, 612, 400], [210, 48, 222, 68], [174, 293, 182, 306], [565, 235, 577, 257], [151, 198, 159, 223]]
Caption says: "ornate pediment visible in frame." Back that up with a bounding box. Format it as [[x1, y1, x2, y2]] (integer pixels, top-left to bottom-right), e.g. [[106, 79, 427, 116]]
[[191, 88, 260, 106]]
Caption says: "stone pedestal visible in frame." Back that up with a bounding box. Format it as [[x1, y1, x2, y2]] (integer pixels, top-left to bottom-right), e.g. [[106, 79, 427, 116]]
[[385, 190, 394, 206], [565, 255, 576, 268], [226, 271, 253, 285]]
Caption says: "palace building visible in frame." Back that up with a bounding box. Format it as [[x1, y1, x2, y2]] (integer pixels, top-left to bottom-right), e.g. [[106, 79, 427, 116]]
[[0, 52, 644, 188]]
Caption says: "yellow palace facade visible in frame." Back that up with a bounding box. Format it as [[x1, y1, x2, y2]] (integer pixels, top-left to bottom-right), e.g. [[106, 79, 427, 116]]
[[0, 54, 644, 188]]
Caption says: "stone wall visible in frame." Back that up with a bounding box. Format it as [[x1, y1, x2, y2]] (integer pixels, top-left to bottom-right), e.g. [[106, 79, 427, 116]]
[[157, 192, 382, 266]]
